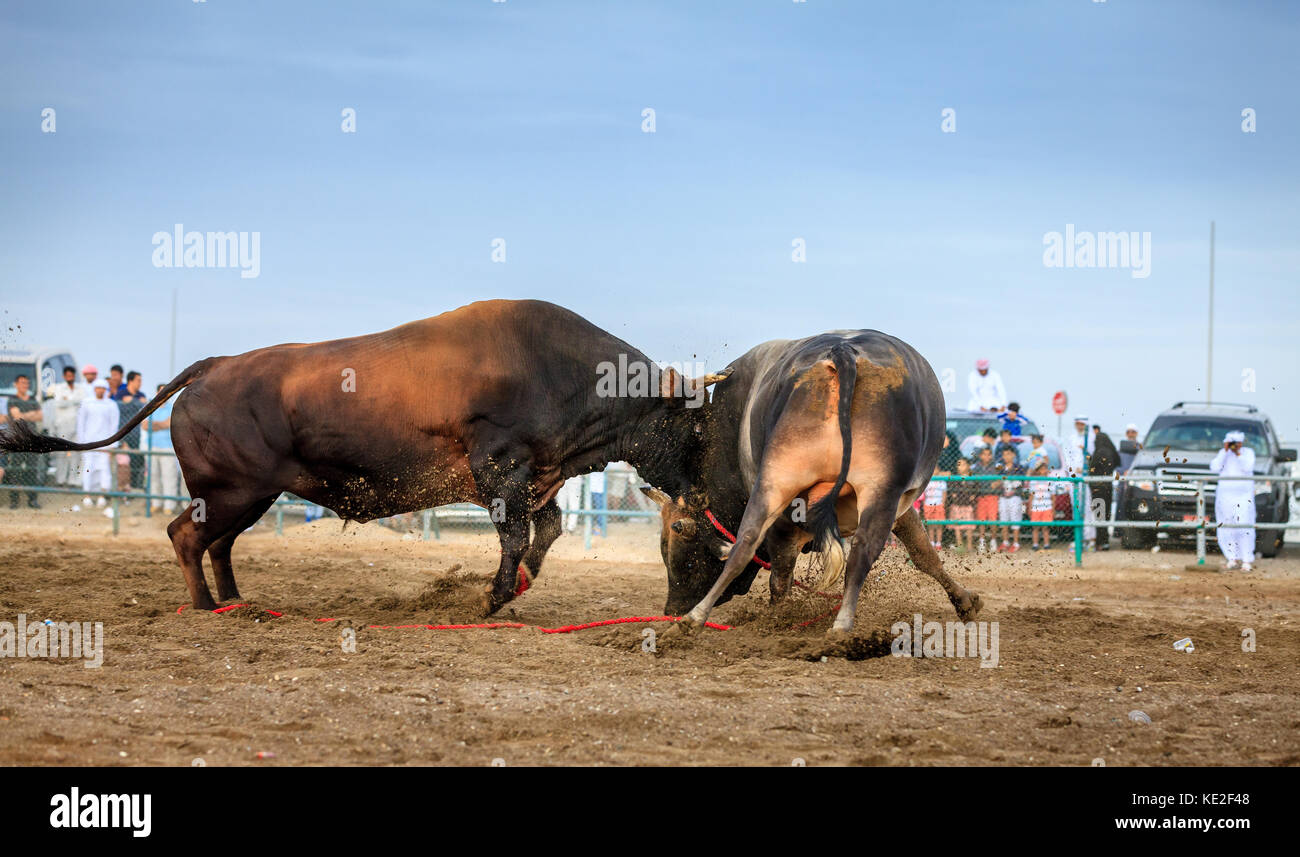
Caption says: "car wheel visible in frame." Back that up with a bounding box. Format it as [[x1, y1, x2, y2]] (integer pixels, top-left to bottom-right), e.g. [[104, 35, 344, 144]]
[[1120, 525, 1154, 550], [1259, 525, 1284, 558]]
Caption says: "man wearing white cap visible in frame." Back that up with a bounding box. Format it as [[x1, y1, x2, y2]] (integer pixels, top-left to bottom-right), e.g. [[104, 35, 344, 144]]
[[1210, 430, 1256, 571], [966, 358, 1007, 412], [1118, 423, 1142, 472], [77, 379, 119, 506], [1116, 423, 1143, 520]]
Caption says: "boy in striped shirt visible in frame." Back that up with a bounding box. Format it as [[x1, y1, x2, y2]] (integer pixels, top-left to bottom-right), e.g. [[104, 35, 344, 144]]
[[1028, 459, 1055, 550], [923, 464, 948, 549]]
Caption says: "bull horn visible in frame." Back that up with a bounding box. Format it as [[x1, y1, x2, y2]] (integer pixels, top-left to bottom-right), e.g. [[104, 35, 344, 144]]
[[693, 368, 733, 388], [639, 485, 671, 507]]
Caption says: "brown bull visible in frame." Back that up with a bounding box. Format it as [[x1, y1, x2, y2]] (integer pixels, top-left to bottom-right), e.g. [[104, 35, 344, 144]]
[[0, 300, 726, 614], [643, 331, 982, 635]]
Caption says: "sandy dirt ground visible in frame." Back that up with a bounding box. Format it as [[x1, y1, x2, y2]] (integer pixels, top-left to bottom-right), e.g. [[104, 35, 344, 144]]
[[1, 504, 1298, 766]]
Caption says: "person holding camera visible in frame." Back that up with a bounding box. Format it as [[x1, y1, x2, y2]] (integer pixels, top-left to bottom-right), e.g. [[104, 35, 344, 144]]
[[1210, 430, 1257, 571]]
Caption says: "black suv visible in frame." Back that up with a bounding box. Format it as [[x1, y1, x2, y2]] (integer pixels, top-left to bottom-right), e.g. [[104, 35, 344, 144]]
[[1121, 402, 1296, 556]]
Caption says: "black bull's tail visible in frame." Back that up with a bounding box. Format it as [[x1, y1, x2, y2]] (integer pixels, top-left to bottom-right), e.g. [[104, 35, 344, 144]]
[[807, 341, 857, 551], [0, 357, 226, 455]]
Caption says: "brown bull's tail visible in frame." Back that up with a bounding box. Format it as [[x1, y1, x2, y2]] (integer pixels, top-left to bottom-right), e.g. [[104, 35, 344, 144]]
[[807, 341, 857, 551], [0, 356, 226, 455]]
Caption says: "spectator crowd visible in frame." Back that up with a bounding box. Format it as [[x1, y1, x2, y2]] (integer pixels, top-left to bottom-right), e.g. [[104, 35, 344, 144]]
[[916, 358, 1139, 554], [1, 362, 183, 513]]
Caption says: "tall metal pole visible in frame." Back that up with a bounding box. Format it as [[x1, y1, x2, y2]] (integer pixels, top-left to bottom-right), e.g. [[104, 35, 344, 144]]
[[168, 287, 178, 378], [1207, 221, 1215, 401]]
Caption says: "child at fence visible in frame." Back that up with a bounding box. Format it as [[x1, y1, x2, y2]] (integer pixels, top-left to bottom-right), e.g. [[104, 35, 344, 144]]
[[947, 457, 976, 552], [971, 447, 1001, 552], [997, 446, 1026, 552], [589, 470, 607, 537], [1028, 459, 1055, 550], [993, 428, 1017, 463], [1026, 433, 1048, 466], [923, 464, 947, 549]]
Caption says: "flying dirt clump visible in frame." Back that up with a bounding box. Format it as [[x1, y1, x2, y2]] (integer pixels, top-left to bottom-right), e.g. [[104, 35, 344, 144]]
[[369, 565, 492, 623]]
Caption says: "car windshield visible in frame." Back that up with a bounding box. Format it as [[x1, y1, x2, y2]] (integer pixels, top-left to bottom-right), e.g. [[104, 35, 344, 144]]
[[947, 415, 1056, 468], [0, 362, 37, 393], [1145, 418, 1269, 456]]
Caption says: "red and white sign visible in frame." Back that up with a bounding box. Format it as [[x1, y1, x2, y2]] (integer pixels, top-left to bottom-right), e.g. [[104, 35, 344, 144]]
[[1052, 391, 1068, 415]]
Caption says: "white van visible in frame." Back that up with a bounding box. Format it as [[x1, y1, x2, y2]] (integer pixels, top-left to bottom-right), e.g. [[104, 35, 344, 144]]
[[0, 347, 78, 424]]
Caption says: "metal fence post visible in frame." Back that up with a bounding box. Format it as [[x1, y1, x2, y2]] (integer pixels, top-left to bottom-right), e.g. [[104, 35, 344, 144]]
[[1072, 475, 1082, 567], [582, 474, 593, 552], [110, 453, 120, 536], [144, 434, 153, 519], [422, 508, 432, 541], [1195, 480, 1206, 565], [1108, 473, 1118, 543]]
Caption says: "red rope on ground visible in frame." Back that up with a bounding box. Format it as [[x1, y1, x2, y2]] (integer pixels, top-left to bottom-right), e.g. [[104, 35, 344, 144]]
[[177, 604, 283, 617], [367, 621, 528, 631], [791, 579, 841, 600], [178, 604, 731, 632], [537, 615, 731, 633]]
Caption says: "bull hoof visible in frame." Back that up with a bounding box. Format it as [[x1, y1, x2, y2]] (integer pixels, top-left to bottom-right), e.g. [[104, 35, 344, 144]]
[[675, 615, 704, 635], [825, 626, 851, 641], [657, 622, 692, 646], [955, 592, 983, 623], [480, 590, 505, 617]]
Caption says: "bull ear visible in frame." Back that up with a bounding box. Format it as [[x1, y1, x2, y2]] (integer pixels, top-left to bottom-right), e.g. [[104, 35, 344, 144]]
[[639, 485, 671, 507], [671, 519, 698, 539]]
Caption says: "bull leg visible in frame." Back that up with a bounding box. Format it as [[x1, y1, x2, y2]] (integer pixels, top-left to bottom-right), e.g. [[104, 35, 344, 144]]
[[828, 502, 897, 636], [892, 506, 982, 622], [519, 499, 562, 586], [764, 524, 804, 605], [681, 484, 789, 629], [470, 450, 535, 616], [483, 510, 530, 615], [168, 487, 264, 611], [207, 495, 278, 602]]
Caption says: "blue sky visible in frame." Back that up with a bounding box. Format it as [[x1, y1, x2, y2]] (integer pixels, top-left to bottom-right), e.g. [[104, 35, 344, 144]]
[[2, 0, 1298, 441]]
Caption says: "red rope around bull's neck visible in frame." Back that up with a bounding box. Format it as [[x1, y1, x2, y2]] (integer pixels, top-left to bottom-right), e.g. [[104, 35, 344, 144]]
[[703, 509, 771, 569]]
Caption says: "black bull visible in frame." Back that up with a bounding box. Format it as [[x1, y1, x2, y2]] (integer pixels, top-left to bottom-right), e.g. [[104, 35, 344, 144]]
[[0, 300, 728, 614], [642, 330, 982, 635]]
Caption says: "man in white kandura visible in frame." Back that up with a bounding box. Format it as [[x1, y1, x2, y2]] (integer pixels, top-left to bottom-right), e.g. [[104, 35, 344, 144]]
[[966, 358, 1007, 412], [50, 365, 87, 486], [1210, 430, 1256, 572], [77, 379, 120, 507]]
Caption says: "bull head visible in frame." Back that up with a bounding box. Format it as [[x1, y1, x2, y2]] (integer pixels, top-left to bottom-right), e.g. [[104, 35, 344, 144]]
[[639, 484, 747, 614]]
